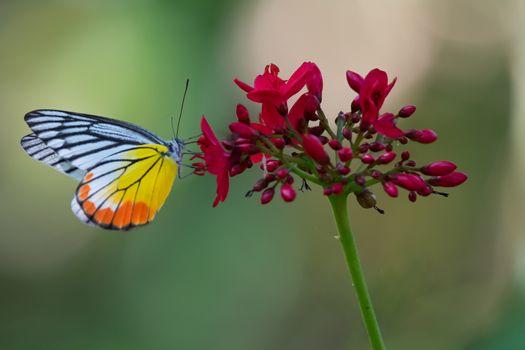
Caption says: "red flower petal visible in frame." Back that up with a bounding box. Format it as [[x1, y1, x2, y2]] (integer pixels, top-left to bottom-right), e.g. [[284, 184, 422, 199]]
[[374, 113, 405, 138]]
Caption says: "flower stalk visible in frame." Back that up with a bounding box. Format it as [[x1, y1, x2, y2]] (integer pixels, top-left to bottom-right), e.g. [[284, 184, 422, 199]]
[[328, 194, 386, 350]]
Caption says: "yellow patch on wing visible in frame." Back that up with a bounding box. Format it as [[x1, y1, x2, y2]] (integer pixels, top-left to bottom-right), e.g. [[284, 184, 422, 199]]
[[73, 144, 177, 230]]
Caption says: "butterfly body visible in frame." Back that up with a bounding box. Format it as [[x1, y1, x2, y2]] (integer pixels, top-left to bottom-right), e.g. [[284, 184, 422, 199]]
[[21, 110, 184, 230]]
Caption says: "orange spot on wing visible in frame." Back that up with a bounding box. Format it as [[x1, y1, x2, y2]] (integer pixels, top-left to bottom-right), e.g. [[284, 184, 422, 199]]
[[83, 201, 96, 215], [84, 172, 94, 181], [113, 201, 133, 228], [132, 202, 149, 225], [78, 185, 90, 201], [94, 208, 114, 225]]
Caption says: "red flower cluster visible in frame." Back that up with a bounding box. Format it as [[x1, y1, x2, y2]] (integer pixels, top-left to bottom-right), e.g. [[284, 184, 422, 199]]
[[193, 63, 467, 210]]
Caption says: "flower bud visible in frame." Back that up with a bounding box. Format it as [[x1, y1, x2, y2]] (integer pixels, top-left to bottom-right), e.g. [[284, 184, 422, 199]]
[[382, 182, 398, 198], [229, 122, 258, 139], [323, 187, 333, 196], [338, 147, 353, 162], [405, 160, 416, 167], [377, 152, 396, 164], [236, 104, 250, 124], [336, 163, 351, 175], [399, 136, 408, 145], [272, 138, 286, 149], [328, 139, 342, 150], [252, 179, 268, 192], [331, 182, 344, 194], [276, 168, 289, 179], [351, 112, 361, 123], [230, 164, 246, 176], [319, 136, 329, 144], [392, 173, 427, 191], [401, 151, 410, 161], [264, 173, 276, 182], [355, 175, 366, 186], [355, 190, 377, 209], [302, 134, 330, 165], [408, 191, 417, 202], [371, 170, 382, 179], [421, 160, 457, 176], [417, 185, 432, 197], [428, 172, 468, 187], [360, 154, 375, 164], [406, 129, 438, 144], [346, 70, 364, 93], [343, 128, 352, 140], [359, 143, 369, 153], [261, 188, 275, 204], [369, 142, 385, 152], [264, 159, 281, 172], [398, 105, 416, 118], [280, 183, 296, 202]]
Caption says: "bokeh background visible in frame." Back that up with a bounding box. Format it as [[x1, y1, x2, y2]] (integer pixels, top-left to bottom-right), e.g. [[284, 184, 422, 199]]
[[1, 0, 523, 349]]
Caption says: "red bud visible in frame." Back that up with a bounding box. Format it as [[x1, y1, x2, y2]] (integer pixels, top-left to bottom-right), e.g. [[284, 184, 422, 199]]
[[302, 134, 330, 165], [392, 173, 427, 191], [406, 129, 438, 144], [236, 104, 250, 124], [428, 171, 468, 187], [280, 183, 296, 202], [382, 182, 398, 198], [276, 168, 289, 179], [338, 147, 353, 162], [377, 152, 396, 164], [261, 188, 275, 204], [398, 105, 416, 118], [360, 154, 375, 164], [346, 70, 364, 93], [331, 183, 344, 194], [421, 161, 457, 176], [328, 139, 342, 150], [369, 142, 385, 152]]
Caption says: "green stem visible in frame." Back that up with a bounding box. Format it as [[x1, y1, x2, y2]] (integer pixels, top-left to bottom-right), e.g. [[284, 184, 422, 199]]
[[328, 194, 386, 350]]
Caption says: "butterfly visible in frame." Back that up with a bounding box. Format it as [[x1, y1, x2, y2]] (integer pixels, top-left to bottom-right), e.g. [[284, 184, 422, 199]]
[[21, 109, 187, 230]]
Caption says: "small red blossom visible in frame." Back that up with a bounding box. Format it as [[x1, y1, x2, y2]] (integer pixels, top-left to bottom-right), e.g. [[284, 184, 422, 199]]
[[348, 68, 396, 131]]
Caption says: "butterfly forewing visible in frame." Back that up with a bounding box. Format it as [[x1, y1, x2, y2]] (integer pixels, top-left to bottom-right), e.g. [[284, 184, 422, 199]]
[[21, 133, 86, 180], [24, 110, 168, 170]]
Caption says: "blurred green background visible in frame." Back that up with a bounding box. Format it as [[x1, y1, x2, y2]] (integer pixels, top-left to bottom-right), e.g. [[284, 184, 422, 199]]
[[1, 0, 524, 349]]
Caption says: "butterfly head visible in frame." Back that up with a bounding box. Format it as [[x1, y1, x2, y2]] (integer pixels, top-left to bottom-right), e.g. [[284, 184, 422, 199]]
[[167, 138, 185, 164]]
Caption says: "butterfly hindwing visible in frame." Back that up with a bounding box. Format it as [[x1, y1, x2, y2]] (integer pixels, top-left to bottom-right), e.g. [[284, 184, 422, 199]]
[[24, 110, 168, 170], [73, 144, 178, 230]]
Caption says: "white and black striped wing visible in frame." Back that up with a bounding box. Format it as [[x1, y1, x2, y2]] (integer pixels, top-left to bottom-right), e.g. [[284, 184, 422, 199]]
[[21, 133, 86, 180], [24, 109, 168, 170]]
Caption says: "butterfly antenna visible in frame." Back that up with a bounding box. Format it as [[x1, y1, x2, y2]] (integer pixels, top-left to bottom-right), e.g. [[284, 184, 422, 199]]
[[173, 79, 190, 139]]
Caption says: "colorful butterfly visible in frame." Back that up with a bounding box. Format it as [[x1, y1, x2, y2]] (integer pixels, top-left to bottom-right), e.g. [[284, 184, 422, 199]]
[[21, 109, 187, 230]]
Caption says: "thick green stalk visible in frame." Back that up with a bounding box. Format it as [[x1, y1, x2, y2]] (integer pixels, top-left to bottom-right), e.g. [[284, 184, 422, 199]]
[[328, 194, 386, 350]]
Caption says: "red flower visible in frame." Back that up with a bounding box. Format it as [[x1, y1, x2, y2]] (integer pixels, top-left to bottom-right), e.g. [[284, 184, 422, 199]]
[[235, 62, 323, 125], [347, 68, 397, 136], [198, 117, 230, 207]]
